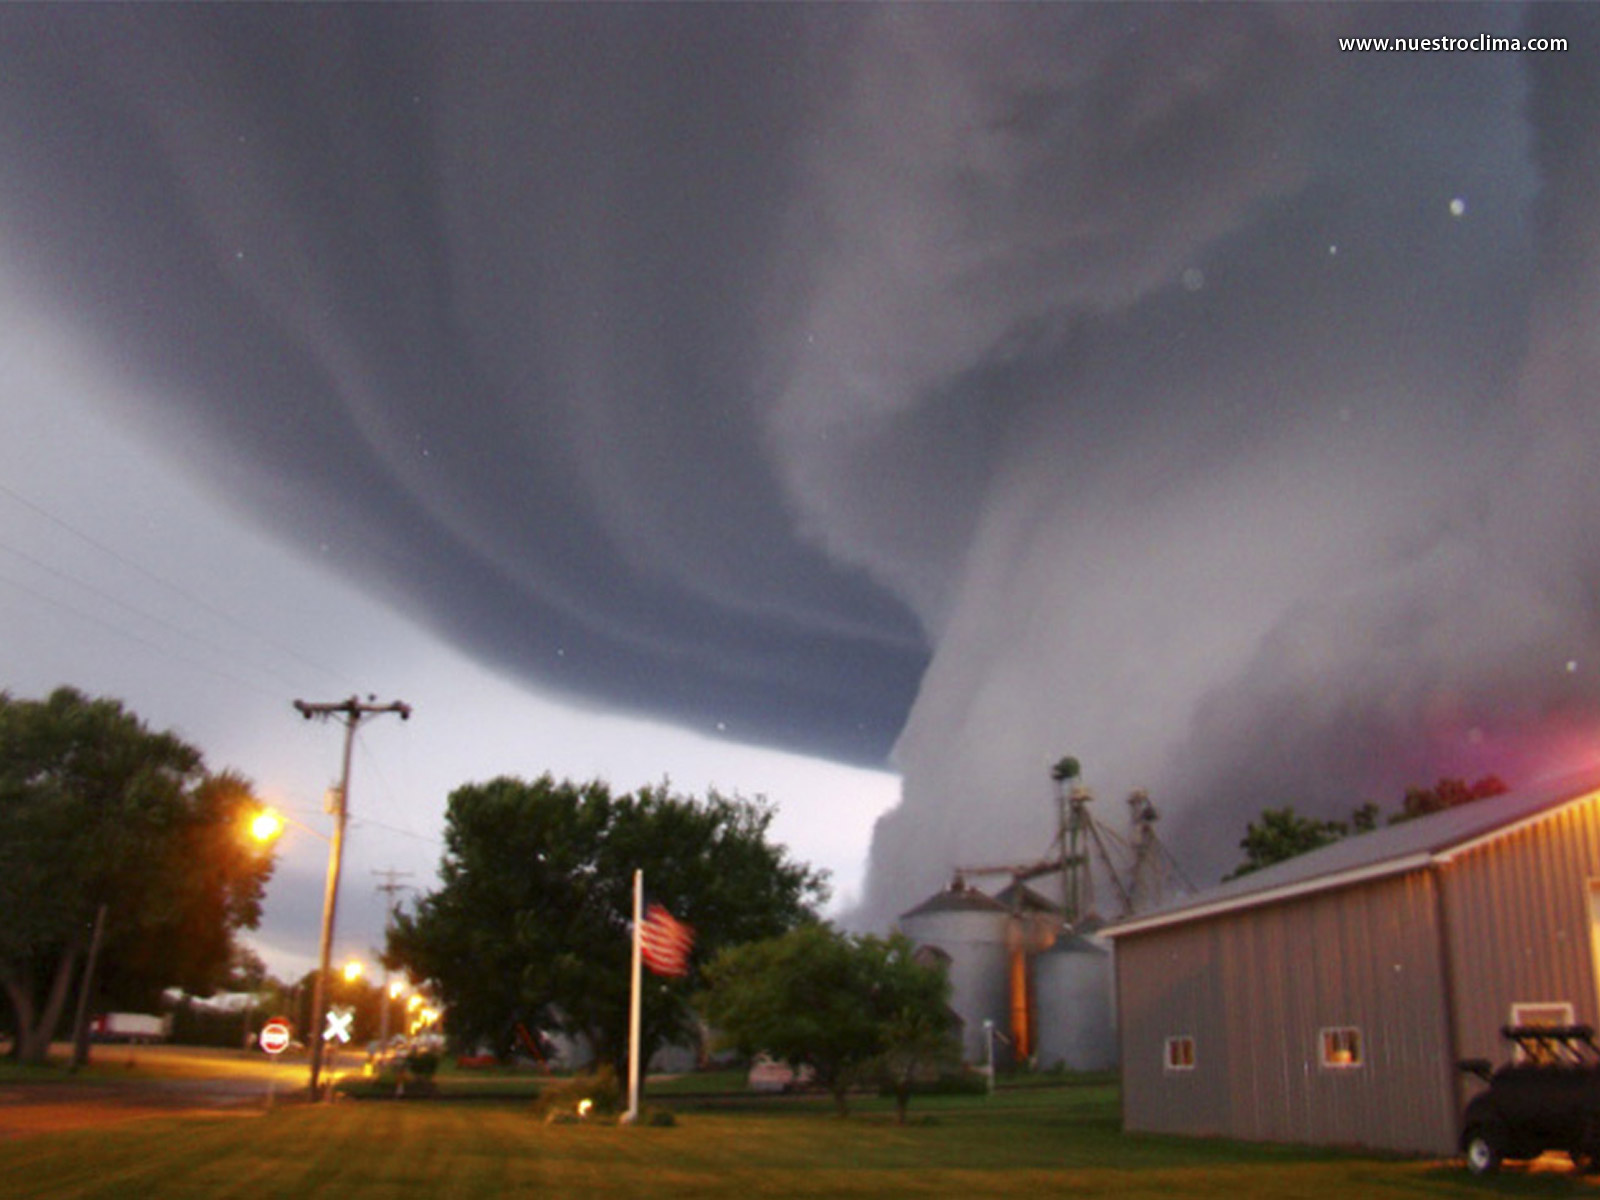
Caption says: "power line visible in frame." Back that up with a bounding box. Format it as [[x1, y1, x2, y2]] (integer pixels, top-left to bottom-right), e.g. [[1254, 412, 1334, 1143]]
[[0, 480, 352, 691], [345, 725, 441, 845], [0, 565, 282, 701], [350, 815, 442, 848], [0, 536, 312, 696]]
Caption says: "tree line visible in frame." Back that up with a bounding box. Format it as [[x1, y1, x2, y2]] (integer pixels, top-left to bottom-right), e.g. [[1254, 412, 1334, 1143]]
[[7, 684, 1536, 1113], [2, 686, 956, 1118], [385, 772, 958, 1118], [1227, 774, 1510, 879], [0, 687, 275, 1064]]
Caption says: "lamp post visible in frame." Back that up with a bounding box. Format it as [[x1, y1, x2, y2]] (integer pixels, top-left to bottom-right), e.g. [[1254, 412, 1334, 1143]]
[[983, 1018, 996, 1095], [382, 978, 405, 1049], [247, 807, 318, 1053]]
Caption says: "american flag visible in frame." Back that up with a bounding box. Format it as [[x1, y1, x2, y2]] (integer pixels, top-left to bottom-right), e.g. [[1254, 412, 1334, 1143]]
[[638, 902, 694, 977]]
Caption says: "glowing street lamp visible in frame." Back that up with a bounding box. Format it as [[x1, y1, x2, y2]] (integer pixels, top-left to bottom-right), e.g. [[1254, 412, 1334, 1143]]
[[249, 809, 286, 845], [248, 806, 327, 847], [342, 959, 364, 983]]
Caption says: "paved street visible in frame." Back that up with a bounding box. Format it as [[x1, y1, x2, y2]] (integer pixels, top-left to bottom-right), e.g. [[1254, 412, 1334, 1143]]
[[0, 1044, 367, 1140]]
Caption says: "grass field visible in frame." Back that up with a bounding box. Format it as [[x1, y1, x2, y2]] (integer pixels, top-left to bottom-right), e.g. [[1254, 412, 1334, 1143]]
[[0, 1072, 1583, 1199]]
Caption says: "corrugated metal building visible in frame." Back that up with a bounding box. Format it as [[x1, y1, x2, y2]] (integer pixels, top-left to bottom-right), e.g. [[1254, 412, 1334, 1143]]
[[1104, 768, 1600, 1155]]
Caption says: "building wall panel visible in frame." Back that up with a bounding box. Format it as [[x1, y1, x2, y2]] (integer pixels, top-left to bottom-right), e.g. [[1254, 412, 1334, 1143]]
[[1118, 919, 1229, 1136], [1443, 795, 1600, 1064], [1118, 871, 1458, 1153]]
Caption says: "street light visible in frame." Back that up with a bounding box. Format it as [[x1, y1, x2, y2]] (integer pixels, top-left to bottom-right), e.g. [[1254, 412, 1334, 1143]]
[[983, 1019, 996, 1095], [249, 810, 286, 844], [249, 800, 348, 1093], [381, 978, 406, 1049], [248, 806, 320, 847], [258, 789, 357, 1098]]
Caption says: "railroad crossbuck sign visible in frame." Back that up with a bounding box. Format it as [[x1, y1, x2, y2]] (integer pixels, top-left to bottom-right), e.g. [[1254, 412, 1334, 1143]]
[[259, 1018, 292, 1055], [324, 1007, 354, 1044]]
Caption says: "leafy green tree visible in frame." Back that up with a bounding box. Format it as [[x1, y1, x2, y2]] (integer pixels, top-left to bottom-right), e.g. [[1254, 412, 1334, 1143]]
[[1349, 801, 1382, 833], [698, 924, 957, 1120], [224, 945, 271, 995], [386, 774, 825, 1082], [1227, 776, 1513, 879], [873, 946, 962, 1123], [1394, 774, 1508, 823], [0, 687, 276, 1063], [1226, 806, 1349, 880]]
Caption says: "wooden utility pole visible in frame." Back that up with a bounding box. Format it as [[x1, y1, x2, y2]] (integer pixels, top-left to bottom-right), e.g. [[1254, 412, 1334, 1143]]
[[293, 696, 411, 1098], [373, 867, 413, 1048]]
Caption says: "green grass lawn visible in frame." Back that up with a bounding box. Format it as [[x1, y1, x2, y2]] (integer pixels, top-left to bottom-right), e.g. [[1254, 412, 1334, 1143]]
[[0, 1077, 1580, 1199]]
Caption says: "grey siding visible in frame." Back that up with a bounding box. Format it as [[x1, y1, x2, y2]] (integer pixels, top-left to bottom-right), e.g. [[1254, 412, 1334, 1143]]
[[1443, 793, 1600, 1063], [1118, 871, 1458, 1154]]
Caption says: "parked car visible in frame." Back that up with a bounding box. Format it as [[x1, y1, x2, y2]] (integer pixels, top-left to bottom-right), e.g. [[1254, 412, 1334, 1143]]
[[1457, 1025, 1600, 1175]]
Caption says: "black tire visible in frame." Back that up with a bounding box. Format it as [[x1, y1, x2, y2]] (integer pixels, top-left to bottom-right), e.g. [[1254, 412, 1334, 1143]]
[[1464, 1126, 1506, 1176], [1574, 1115, 1600, 1174]]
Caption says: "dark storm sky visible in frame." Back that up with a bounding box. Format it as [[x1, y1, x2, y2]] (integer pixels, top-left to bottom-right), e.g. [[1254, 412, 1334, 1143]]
[[2, 3, 1598, 925], [0, 3, 925, 765]]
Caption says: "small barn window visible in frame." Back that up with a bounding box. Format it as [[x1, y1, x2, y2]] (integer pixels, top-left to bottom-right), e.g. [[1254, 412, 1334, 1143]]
[[1510, 1001, 1573, 1029], [1164, 1036, 1196, 1071], [1320, 1027, 1362, 1069], [1510, 1002, 1576, 1064]]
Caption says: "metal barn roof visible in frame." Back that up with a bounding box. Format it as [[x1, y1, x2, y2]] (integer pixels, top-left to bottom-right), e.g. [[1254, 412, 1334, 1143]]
[[993, 881, 1063, 915], [1103, 763, 1600, 939], [898, 880, 1011, 920]]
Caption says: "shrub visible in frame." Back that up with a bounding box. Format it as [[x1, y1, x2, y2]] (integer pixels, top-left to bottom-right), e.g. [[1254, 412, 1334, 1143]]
[[878, 1069, 987, 1098], [405, 1050, 440, 1079]]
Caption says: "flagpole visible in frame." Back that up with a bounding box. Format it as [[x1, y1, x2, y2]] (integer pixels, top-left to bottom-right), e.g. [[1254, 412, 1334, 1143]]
[[626, 868, 643, 1123]]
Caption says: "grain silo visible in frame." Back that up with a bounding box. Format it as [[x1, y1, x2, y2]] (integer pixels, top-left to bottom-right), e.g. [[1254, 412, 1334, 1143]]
[[1030, 930, 1116, 1071], [896, 879, 1014, 1064], [897, 759, 1190, 1071]]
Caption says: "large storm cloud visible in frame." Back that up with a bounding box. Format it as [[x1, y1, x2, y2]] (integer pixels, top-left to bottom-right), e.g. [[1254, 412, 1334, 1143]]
[[0, 4, 925, 765], [849, 2, 1600, 921], [1, 3, 1596, 927]]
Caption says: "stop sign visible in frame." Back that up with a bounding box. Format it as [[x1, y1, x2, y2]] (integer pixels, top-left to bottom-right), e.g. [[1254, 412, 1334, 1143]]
[[259, 1018, 292, 1055]]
